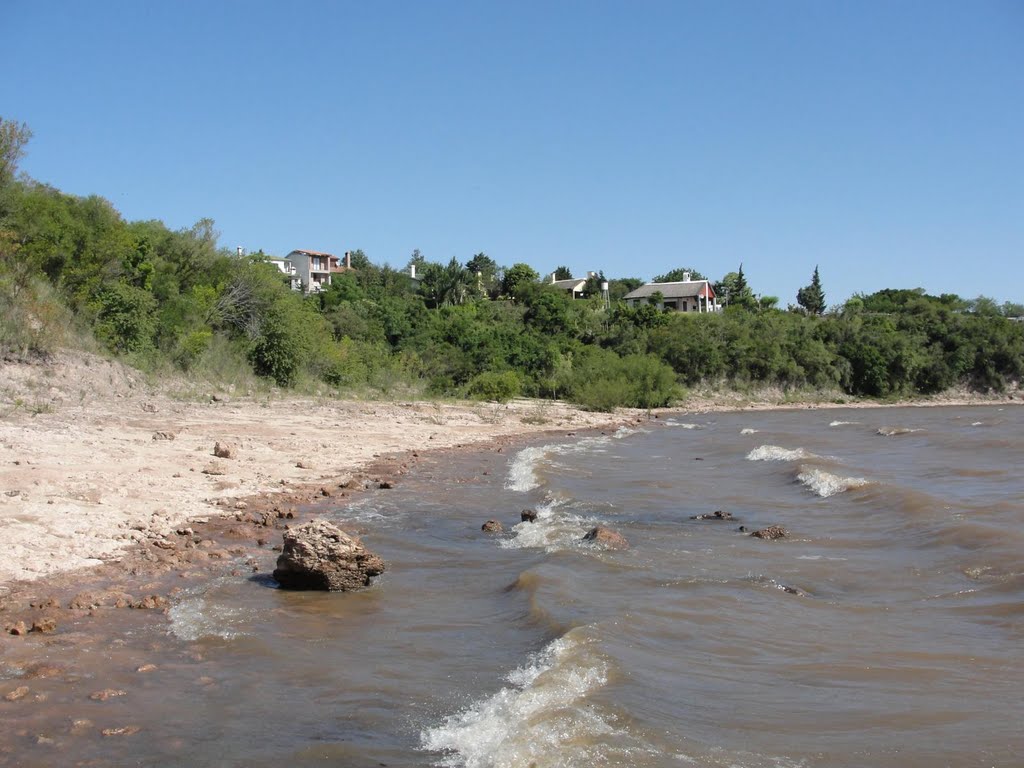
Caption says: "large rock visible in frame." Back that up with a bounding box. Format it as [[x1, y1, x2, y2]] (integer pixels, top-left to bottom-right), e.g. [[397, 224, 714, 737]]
[[582, 526, 629, 549], [272, 520, 386, 591], [751, 525, 788, 540]]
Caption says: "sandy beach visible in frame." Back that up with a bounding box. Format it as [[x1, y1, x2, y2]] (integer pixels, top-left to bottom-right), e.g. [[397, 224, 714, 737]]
[[0, 353, 643, 592]]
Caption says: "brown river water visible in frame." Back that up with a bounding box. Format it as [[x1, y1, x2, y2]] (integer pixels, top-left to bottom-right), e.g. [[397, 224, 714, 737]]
[[1, 405, 1022, 767]]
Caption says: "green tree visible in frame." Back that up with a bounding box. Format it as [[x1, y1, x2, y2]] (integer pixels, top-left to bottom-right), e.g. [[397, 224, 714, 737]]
[[466, 252, 499, 298], [0, 118, 32, 188], [654, 266, 706, 282], [501, 262, 539, 300], [715, 264, 755, 309], [552, 265, 573, 280], [796, 266, 826, 315]]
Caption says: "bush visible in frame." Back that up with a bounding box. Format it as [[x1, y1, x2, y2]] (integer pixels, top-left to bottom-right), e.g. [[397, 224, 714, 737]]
[[466, 370, 521, 402], [567, 349, 679, 411]]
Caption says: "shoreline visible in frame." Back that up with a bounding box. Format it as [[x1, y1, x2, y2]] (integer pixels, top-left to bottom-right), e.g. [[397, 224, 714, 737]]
[[1, 353, 1019, 626]]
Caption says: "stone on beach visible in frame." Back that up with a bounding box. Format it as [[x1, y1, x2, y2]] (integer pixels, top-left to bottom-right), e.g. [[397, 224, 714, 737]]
[[272, 520, 386, 591], [213, 441, 237, 459], [582, 526, 629, 549]]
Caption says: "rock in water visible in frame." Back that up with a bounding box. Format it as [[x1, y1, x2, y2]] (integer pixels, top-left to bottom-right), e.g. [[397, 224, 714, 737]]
[[690, 510, 733, 521], [582, 526, 629, 549], [751, 525, 788, 540], [481, 520, 503, 533], [272, 520, 386, 591], [520, 509, 538, 523]]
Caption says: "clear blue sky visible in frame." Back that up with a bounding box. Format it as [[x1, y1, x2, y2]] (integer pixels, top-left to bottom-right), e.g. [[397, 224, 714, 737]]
[[4, 1, 1022, 304]]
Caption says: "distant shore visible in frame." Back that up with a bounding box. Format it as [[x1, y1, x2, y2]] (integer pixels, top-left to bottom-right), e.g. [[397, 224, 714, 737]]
[[0, 353, 1018, 598]]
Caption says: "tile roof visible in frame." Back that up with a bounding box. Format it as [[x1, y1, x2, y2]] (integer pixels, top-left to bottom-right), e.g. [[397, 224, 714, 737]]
[[623, 280, 714, 300]]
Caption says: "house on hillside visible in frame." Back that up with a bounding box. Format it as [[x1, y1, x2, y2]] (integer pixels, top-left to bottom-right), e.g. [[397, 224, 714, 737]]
[[284, 249, 354, 294], [546, 271, 595, 300], [624, 275, 720, 312], [267, 256, 302, 291]]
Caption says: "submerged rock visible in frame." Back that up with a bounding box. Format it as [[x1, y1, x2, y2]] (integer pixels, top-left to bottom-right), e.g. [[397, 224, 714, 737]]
[[520, 509, 538, 523], [272, 520, 386, 591], [481, 520, 503, 533], [582, 526, 629, 549], [690, 510, 733, 521]]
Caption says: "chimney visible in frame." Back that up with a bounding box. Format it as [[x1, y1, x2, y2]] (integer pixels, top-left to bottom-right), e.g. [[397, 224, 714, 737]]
[[344, 251, 352, 269], [683, 271, 691, 282], [588, 271, 597, 279], [410, 263, 416, 279], [551, 272, 557, 284], [236, 246, 244, 257]]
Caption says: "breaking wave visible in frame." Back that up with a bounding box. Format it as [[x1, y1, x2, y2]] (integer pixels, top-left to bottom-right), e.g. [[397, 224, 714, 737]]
[[421, 631, 623, 768], [504, 430, 637, 493], [664, 419, 702, 429], [746, 445, 816, 462], [796, 467, 869, 498], [504, 446, 549, 492], [499, 499, 605, 554], [740, 428, 759, 435], [829, 420, 860, 427], [877, 426, 925, 437]]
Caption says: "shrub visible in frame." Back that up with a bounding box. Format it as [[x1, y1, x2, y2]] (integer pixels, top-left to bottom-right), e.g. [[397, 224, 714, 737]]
[[466, 370, 521, 402], [566, 349, 679, 411]]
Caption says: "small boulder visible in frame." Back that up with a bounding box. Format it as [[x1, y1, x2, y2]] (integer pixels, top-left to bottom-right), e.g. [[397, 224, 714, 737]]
[[213, 442, 237, 459], [6, 621, 28, 636], [30, 618, 57, 634], [481, 520, 503, 533], [272, 520, 386, 591], [750, 525, 788, 540], [152, 431, 176, 441], [520, 509, 538, 523], [131, 595, 169, 610], [4, 686, 30, 701], [201, 462, 227, 476], [582, 526, 629, 549]]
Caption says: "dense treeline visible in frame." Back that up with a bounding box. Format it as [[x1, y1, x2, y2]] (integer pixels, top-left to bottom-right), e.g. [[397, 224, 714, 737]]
[[2, 118, 1022, 408]]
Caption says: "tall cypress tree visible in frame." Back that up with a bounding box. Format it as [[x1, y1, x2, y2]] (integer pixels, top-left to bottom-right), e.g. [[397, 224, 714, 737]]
[[796, 266, 826, 315]]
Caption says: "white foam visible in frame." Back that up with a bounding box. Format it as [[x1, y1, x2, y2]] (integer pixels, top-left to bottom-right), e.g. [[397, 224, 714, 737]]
[[829, 420, 859, 427], [746, 445, 814, 462], [740, 428, 759, 435], [504, 433, 624, 493], [500, 501, 596, 554], [665, 419, 702, 429], [796, 467, 869, 498], [168, 585, 253, 641], [503, 446, 547, 492], [421, 633, 615, 767]]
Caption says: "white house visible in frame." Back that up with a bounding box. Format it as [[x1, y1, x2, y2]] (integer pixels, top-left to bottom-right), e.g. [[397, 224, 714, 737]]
[[623, 275, 720, 313], [267, 257, 301, 291], [283, 250, 354, 294], [546, 271, 592, 300]]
